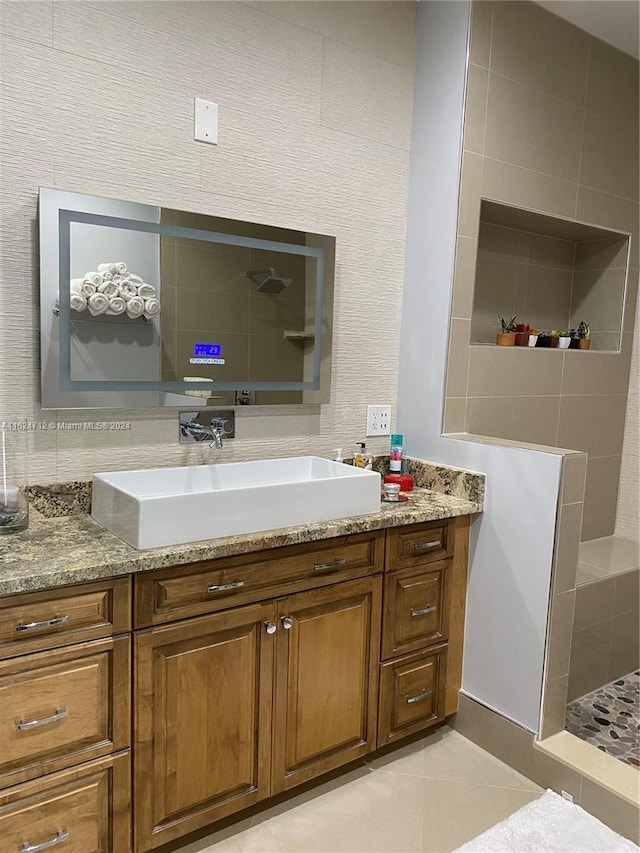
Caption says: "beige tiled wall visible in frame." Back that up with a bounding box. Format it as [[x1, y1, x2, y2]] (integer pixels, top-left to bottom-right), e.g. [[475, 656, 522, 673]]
[[446, 0, 640, 542], [0, 0, 416, 482], [568, 571, 640, 702]]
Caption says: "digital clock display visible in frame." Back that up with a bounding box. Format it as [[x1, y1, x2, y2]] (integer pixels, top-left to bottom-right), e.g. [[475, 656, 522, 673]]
[[193, 343, 221, 357]]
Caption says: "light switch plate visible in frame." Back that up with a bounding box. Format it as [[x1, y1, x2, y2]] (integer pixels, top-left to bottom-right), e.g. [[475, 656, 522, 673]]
[[194, 98, 218, 145]]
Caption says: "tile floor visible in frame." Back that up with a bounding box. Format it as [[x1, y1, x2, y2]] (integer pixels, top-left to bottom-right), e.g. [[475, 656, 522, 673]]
[[169, 726, 543, 853]]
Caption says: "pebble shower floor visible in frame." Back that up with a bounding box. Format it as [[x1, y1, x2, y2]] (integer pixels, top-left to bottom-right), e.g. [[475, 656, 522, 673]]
[[566, 669, 640, 768]]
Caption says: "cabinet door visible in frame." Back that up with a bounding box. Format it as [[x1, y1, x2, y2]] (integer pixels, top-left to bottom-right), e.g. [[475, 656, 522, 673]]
[[272, 576, 382, 794], [134, 602, 275, 852]]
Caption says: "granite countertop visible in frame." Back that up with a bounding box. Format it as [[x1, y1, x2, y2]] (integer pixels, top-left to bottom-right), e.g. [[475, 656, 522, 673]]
[[0, 458, 484, 596]]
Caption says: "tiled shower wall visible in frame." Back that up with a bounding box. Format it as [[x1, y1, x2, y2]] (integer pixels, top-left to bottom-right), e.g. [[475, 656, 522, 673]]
[[0, 0, 416, 482], [445, 0, 640, 541]]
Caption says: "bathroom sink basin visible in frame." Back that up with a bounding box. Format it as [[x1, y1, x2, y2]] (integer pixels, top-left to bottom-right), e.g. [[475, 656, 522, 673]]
[[92, 456, 381, 550]]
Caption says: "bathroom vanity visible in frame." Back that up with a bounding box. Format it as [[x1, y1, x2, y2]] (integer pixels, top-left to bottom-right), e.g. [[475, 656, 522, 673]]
[[0, 479, 480, 853]]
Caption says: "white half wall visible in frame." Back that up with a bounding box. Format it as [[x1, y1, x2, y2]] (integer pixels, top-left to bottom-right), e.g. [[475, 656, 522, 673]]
[[397, 0, 562, 732]]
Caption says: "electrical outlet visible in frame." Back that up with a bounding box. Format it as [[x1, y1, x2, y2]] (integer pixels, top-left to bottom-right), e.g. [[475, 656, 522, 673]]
[[561, 790, 574, 803], [366, 405, 391, 436]]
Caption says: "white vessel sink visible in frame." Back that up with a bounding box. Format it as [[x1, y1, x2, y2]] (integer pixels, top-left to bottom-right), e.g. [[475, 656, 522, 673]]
[[92, 456, 381, 550]]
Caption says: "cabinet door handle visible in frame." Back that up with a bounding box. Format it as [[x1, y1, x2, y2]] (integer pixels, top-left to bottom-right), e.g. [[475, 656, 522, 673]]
[[314, 558, 346, 571], [410, 605, 436, 618], [21, 830, 70, 852], [15, 615, 69, 633], [264, 621, 277, 635], [406, 688, 432, 705], [207, 581, 245, 593], [17, 709, 69, 731], [281, 616, 293, 630], [412, 540, 440, 551]]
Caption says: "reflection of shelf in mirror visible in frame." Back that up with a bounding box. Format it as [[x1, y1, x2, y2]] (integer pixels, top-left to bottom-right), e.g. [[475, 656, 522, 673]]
[[283, 330, 315, 341], [67, 309, 151, 327]]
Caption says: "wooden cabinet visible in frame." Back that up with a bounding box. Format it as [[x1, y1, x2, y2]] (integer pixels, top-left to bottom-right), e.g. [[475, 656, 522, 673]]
[[378, 517, 469, 747], [272, 576, 381, 793], [133, 575, 382, 851], [0, 578, 132, 851]]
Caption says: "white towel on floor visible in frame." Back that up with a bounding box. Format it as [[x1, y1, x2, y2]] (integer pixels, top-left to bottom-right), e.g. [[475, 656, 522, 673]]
[[106, 296, 126, 315], [70, 292, 87, 312], [87, 292, 109, 316], [143, 297, 161, 318], [136, 282, 156, 299], [125, 295, 145, 319], [83, 271, 102, 287]]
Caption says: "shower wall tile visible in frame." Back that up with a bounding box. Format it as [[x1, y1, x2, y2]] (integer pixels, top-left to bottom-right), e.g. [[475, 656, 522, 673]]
[[557, 394, 627, 458], [465, 395, 561, 448], [614, 571, 640, 616], [485, 73, 583, 183], [561, 351, 632, 397], [546, 589, 575, 681], [451, 236, 477, 320], [469, 0, 492, 69], [574, 237, 629, 271], [464, 63, 489, 155], [481, 158, 577, 220], [582, 455, 622, 532], [580, 113, 640, 203], [573, 578, 615, 632], [442, 398, 467, 434], [553, 501, 582, 595], [567, 620, 611, 701], [490, 0, 589, 107], [560, 453, 587, 505], [581, 514, 617, 542], [585, 37, 640, 132], [467, 347, 563, 398], [575, 188, 639, 268], [609, 609, 640, 681]]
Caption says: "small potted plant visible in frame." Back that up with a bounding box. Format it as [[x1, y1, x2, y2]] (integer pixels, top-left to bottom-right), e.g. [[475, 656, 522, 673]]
[[514, 323, 531, 347], [497, 315, 517, 346], [558, 329, 573, 349], [536, 331, 550, 347], [576, 320, 591, 350], [548, 329, 560, 348], [528, 328, 539, 347]]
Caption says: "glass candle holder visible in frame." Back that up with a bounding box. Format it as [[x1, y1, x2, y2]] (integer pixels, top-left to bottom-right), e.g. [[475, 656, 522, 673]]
[[0, 425, 29, 534]]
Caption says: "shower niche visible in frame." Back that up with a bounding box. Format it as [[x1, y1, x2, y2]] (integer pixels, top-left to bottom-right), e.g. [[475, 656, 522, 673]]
[[39, 188, 335, 409], [470, 200, 631, 351]]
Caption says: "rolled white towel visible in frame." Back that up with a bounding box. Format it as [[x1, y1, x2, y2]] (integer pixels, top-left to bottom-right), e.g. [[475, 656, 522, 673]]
[[137, 282, 156, 299], [70, 292, 87, 312], [114, 261, 127, 275], [70, 277, 84, 294], [98, 280, 118, 297], [101, 270, 114, 281], [97, 263, 115, 274], [128, 273, 143, 285], [106, 296, 126, 315], [87, 292, 109, 316], [143, 297, 161, 318], [83, 271, 102, 287], [125, 295, 145, 319], [80, 279, 96, 297], [119, 282, 138, 300]]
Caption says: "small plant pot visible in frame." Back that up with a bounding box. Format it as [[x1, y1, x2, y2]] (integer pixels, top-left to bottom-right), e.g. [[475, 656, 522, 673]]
[[514, 332, 529, 346], [569, 337, 580, 349], [578, 338, 591, 350], [496, 332, 516, 346], [536, 336, 549, 348], [558, 336, 571, 349], [528, 334, 539, 347], [548, 337, 559, 348]]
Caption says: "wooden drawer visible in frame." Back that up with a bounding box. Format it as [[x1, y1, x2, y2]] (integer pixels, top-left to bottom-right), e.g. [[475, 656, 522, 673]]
[[377, 644, 447, 746], [0, 636, 130, 789], [385, 519, 453, 572], [0, 750, 131, 853], [382, 561, 449, 660], [0, 577, 131, 660], [134, 530, 384, 627]]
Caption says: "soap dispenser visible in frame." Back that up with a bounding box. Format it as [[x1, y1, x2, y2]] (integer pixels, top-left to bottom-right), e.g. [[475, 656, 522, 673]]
[[333, 448, 345, 463], [354, 442, 373, 470]]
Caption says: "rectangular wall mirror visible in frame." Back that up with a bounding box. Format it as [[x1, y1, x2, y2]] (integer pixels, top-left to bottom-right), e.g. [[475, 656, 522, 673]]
[[39, 188, 335, 409]]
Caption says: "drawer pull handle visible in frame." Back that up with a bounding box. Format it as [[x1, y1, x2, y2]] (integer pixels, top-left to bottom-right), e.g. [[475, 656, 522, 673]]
[[17, 709, 69, 731], [21, 830, 70, 852], [411, 605, 437, 617], [15, 615, 69, 633], [281, 616, 293, 630], [314, 558, 346, 571], [265, 621, 277, 635], [412, 540, 441, 551], [207, 581, 245, 593], [406, 688, 432, 705]]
